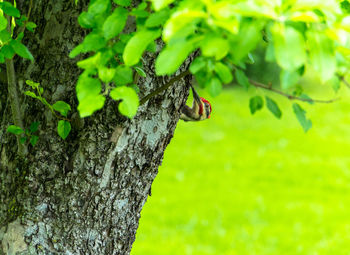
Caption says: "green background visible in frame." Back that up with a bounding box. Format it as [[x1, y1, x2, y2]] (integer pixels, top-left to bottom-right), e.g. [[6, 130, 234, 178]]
[[131, 83, 350, 255]]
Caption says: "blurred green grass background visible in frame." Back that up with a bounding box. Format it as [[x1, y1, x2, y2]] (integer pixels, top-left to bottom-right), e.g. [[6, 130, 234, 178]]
[[131, 84, 350, 255]]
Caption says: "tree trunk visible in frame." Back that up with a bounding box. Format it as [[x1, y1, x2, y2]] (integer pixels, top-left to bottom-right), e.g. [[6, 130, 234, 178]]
[[0, 1, 189, 254]]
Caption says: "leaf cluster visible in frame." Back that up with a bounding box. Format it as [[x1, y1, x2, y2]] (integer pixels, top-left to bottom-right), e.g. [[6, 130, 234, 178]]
[[70, 0, 350, 131], [70, 0, 145, 118], [7, 121, 39, 146], [0, 2, 35, 62], [24, 80, 72, 140]]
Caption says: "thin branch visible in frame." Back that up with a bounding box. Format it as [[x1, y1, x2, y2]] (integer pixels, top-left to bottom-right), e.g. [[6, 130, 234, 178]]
[[140, 70, 190, 105], [339, 75, 350, 89], [249, 79, 339, 104], [27, 0, 33, 19], [17, 0, 33, 35], [6, 16, 28, 156]]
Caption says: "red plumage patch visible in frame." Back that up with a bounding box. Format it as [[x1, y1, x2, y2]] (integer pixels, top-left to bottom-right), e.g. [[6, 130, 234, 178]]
[[200, 97, 212, 118], [199, 102, 204, 115]]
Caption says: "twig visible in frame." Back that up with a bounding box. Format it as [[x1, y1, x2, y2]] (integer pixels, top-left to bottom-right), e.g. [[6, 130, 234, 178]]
[[27, 0, 33, 19], [6, 60, 28, 155], [140, 70, 190, 105], [339, 75, 350, 89], [6, 16, 28, 156], [17, 0, 33, 35], [249, 79, 339, 104]]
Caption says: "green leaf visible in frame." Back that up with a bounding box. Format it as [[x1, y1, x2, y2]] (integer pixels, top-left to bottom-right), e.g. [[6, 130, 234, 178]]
[[207, 77, 222, 97], [235, 69, 250, 89], [88, 0, 110, 16], [214, 62, 233, 84], [76, 73, 106, 117], [78, 12, 96, 29], [163, 9, 206, 42], [134, 2, 147, 10], [24, 91, 38, 99], [123, 29, 161, 66], [18, 32, 26, 41], [99, 49, 115, 67], [307, 30, 336, 82], [229, 21, 262, 63], [26, 80, 40, 89], [1, 44, 15, 59], [114, 0, 131, 7], [265, 42, 275, 62], [7, 125, 24, 135], [10, 40, 34, 61], [145, 9, 170, 28], [69, 44, 84, 58], [271, 23, 306, 71], [200, 35, 229, 60], [57, 120, 71, 140], [52, 101, 71, 117], [30, 135, 39, 146], [26, 22, 37, 32], [0, 14, 7, 31], [98, 67, 116, 83], [77, 52, 101, 69], [102, 7, 128, 40], [299, 94, 314, 105], [150, 0, 175, 10], [130, 9, 149, 18], [341, 0, 350, 13], [0, 2, 20, 18], [114, 65, 133, 85], [265, 96, 282, 119], [280, 70, 300, 90], [17, 32, 25, 40], [189, 57, 206, 74], [81, 33, 106, 52], [113, 40, 126, 54], [194, 70, 210, 87], [330, 76, 340, 92], [249, 96, 264, 114], [135, 67, 146, 77], [293, 103, 312, 132], [29, 121, 40, 133], [110, 86, 139, 118], [16, 15, 27, 26], [210, 10, 239, 33], [156, 38, 196, 75], [120, 33, 132, 43], [0, 30, 11, 44]]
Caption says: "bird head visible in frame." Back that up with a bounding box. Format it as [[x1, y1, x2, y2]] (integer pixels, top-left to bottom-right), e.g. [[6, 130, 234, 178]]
[[200, 97, 212, 119]]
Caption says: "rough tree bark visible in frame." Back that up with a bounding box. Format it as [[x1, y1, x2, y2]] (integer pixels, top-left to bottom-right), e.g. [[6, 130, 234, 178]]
[[0, 1, 190, 254]]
